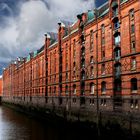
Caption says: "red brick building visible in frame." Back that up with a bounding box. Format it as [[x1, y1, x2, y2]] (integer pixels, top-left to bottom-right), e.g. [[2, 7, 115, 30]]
[[2, 0, 140, 113]]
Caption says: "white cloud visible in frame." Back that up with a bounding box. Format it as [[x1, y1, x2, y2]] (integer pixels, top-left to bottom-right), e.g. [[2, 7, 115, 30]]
[[0, 0, 95, 63]]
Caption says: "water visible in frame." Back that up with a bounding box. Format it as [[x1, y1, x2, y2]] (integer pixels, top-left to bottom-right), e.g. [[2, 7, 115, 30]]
[[0, 106, 95, 140], [0, 106, 139, 140]]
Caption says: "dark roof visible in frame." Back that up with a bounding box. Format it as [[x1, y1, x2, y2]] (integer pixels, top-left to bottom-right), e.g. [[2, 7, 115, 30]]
[[37, 45, 44, 54]]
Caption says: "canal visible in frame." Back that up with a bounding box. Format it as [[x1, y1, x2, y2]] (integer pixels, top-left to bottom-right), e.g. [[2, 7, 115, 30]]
[[0, 106, 96, 140], [0, 105, 139, 140]]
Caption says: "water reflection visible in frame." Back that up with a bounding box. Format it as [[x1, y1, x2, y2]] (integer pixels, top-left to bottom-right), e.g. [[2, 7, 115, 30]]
[[0, 106, 94, 140], [0, 106, 139, 140]]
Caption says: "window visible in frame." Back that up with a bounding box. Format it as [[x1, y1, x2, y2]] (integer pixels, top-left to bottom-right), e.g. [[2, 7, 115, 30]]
[[73, 62, 76, 70], [130, 9, 134, 19], [90, 41, 94, 51], [114, 34, 120, 45], [90, 66, 94, 77], [131, 40, 136, 52], [90, 99, 94, 105], [90, 56, 94, 63], [114, 79, 121, 92], [73, 49, 76, 58], [90, 30, 93, 39], [131, 78, 137, 93], [131, 24, 135, 34], [81, 82, 85, 95], [73, 84, 76, 94], [101, 24, 105, 33], [90, 83, 94, 94], [73, 71, 76, 80], [81, 58, 85, 68], [102, 50, 105, 60], [131, 58, 136, 70], [81, 47, 85, 56], [65, 85, 69, 94], [101, 64, 105, 75], [114, 19, 120, 30], [66, 73, 68, 81], [114, 47, 121, 60], [101, 81, 106, 94], [102, 37, 105, 46], [81, 70, 85, 80]]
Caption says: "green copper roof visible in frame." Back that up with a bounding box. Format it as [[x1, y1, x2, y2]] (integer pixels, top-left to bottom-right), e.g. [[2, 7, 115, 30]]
[[26, 55, 30, 62], [33, 51, 37, 57], [87, 10, 94, 21]]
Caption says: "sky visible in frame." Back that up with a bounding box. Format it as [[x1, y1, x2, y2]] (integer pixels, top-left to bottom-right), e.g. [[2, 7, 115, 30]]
[[0, 0, 107, 75]]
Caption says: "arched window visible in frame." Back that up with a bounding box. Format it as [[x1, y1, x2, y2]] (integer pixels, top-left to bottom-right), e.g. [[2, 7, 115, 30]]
[[73, 62, 76, 70], [66, 72, 68, 81], [90, 56, 94, 63], [73, 84, 76, 94], [81, 70, 85, 80], [131, 78, 137, 93], [101, 24, 105, 33], [101, 81, 106, 94], [65, 85, 69, 94], [90, 66, 94, 77], [101, 64, 105, 75], [81, 58, 85, 68], [81, 47, 85, 56], [73, 71, 76, 80], [90, 83, 94, 94]]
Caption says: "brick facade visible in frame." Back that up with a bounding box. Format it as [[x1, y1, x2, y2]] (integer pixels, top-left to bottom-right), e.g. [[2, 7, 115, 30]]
[[2, 0, 140, 113]]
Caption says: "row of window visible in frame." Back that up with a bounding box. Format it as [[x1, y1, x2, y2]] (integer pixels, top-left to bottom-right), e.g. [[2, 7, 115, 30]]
[[48, 78, 138, 95]]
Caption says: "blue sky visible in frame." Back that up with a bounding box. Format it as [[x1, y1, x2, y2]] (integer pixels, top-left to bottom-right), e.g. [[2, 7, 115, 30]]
[[0, 0, 107, 75]]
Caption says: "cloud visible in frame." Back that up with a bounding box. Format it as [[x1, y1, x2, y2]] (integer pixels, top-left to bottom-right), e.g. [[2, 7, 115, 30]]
[[0, 0, 95, 64]]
